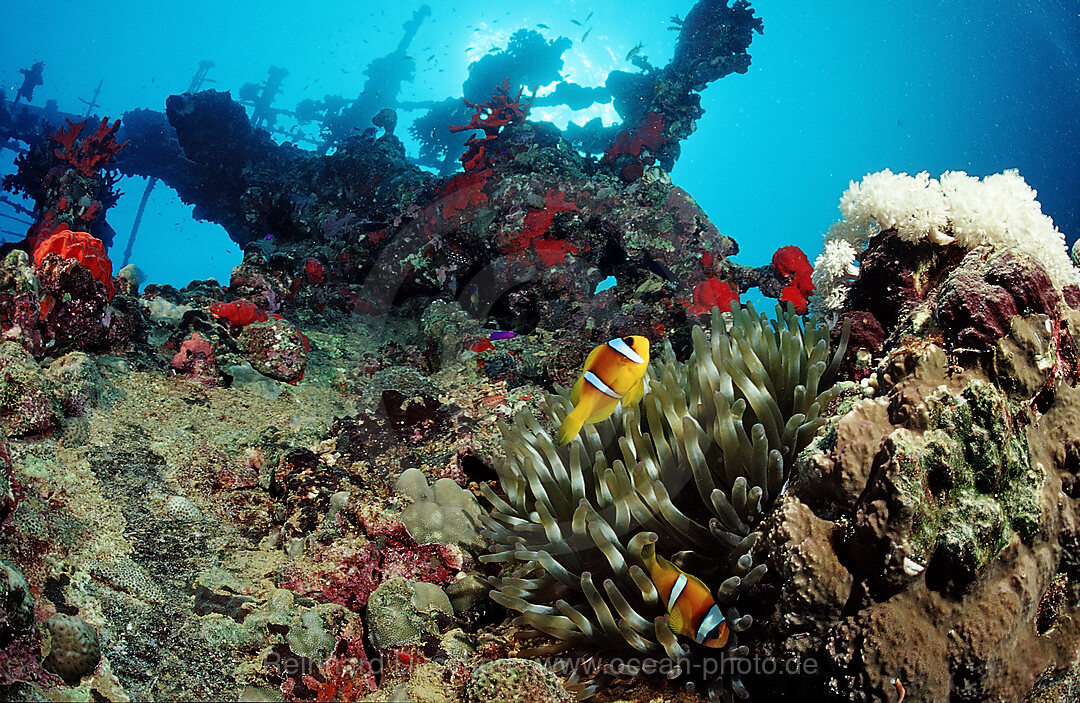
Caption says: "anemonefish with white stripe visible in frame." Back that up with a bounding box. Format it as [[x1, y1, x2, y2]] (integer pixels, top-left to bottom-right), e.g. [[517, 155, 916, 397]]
[[641, 540, 729, 648], [556, 335, 650, 445]]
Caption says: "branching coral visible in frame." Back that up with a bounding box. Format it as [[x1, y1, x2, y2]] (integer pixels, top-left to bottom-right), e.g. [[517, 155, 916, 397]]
[[480, 303, 849, 699]]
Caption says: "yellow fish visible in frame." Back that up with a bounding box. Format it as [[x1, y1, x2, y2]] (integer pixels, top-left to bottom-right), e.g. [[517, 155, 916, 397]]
[[641, 540, 729, 648], [557, 336, 649, 445]]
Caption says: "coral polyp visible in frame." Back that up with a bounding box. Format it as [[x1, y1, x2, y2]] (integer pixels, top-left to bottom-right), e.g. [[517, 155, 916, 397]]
[[481, 303, 849, 698]]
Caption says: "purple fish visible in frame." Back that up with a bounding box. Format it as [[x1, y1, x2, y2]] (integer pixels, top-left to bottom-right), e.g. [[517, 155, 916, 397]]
[[490, 331, 517, 341]]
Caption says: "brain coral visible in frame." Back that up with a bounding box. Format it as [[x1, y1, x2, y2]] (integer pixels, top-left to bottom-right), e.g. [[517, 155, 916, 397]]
[[481, 303, 848, 698]]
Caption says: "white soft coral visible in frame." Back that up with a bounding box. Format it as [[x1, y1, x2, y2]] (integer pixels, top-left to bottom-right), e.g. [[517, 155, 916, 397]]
[[809, 239, 860, 319], [812, 168, 1077, 318]]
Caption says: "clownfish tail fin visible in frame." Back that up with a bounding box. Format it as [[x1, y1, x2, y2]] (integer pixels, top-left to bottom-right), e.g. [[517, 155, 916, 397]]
[[557, 405, 587, 445]]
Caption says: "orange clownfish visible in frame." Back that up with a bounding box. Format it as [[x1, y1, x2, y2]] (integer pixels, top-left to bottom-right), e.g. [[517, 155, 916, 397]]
[[641, 540, 729, 648], [557, 335, 650, 445]]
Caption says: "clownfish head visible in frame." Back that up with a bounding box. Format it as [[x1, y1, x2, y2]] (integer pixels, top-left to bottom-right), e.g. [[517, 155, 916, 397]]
[[606, 335, 650, 366]]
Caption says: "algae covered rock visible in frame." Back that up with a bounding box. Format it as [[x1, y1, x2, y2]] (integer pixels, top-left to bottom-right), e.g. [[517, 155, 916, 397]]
[[44, 351, 107, 417], [366, 576, 453, 650], [0, 340, 61, 436], [239, 317, 309, 382], [0, 560, 33, 645], [466, 658, 572, 703], [421, 299, 482, 371], [395, 468, 484, 551], [850, 378, 1041, 594]]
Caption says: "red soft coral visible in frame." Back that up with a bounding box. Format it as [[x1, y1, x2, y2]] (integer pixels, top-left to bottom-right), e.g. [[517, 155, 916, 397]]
[[32, 226, 115, 300], [52, 117, 129, 177], [602, 111, 667, 165], [690, 278, 740, 315], [772, 245, 815, 315], [209, 300, 269, 327], [449, 78, 532, 173]]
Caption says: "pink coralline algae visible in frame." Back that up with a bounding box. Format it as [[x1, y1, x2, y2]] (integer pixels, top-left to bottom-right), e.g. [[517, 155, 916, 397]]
[[170, 332, 219, 387], [280, 509, 461, 612], [938, 250, 1065, 352]]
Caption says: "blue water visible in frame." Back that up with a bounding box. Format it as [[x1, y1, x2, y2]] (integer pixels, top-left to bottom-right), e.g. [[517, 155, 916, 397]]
[[2, 0, 1077, 291]]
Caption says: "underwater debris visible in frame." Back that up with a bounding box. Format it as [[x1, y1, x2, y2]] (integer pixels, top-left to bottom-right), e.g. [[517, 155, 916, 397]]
[[481, 302, 848, 698]]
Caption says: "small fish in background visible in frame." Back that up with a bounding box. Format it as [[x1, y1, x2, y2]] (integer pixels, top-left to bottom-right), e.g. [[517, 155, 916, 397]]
[[557, 335, 649, 445], [581, 27, 592, 42], [570, 19, 582, 26], [537, 23, 550, 29], [625, 42, 645, 61], [640, 537, 730, 648], [585, 11, 594, 21], [490, 331, 516, 341]]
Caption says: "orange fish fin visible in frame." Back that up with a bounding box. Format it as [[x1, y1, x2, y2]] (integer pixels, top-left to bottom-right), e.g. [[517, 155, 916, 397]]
[[665, 605, 687, 638], [570, 374, 585, 405], [557, 404, 587, 445], [621, 374, 646, 407], [582, 394, 619, 424], [571, 344, 605, 404]]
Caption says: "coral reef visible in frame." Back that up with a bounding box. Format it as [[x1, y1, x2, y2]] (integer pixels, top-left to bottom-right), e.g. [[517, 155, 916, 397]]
[[2, 3, 1080, 702], [467, 658, 573, 703], [0, 340, 61, 436], [395, 468, 485, 552]]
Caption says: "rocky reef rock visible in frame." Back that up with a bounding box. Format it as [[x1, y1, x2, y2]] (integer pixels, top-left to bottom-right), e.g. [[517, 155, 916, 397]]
[[0, 340, 61, 436], [751, 236, 1080, 702]]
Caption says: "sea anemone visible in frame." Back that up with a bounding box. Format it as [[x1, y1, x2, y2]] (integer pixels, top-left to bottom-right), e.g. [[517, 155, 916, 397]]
[[480, 303, 849, 699]]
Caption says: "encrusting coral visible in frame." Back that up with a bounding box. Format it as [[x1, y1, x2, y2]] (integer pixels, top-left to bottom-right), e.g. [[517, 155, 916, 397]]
[[481, 303, 849, 699]]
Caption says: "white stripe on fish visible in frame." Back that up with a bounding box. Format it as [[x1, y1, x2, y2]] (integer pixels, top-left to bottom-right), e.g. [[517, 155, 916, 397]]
[[584, 370, 621, 399], [607, 337, 645, 365]]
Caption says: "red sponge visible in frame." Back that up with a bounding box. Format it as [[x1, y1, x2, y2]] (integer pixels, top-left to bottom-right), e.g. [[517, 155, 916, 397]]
[[32, 226, 115, 300]]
